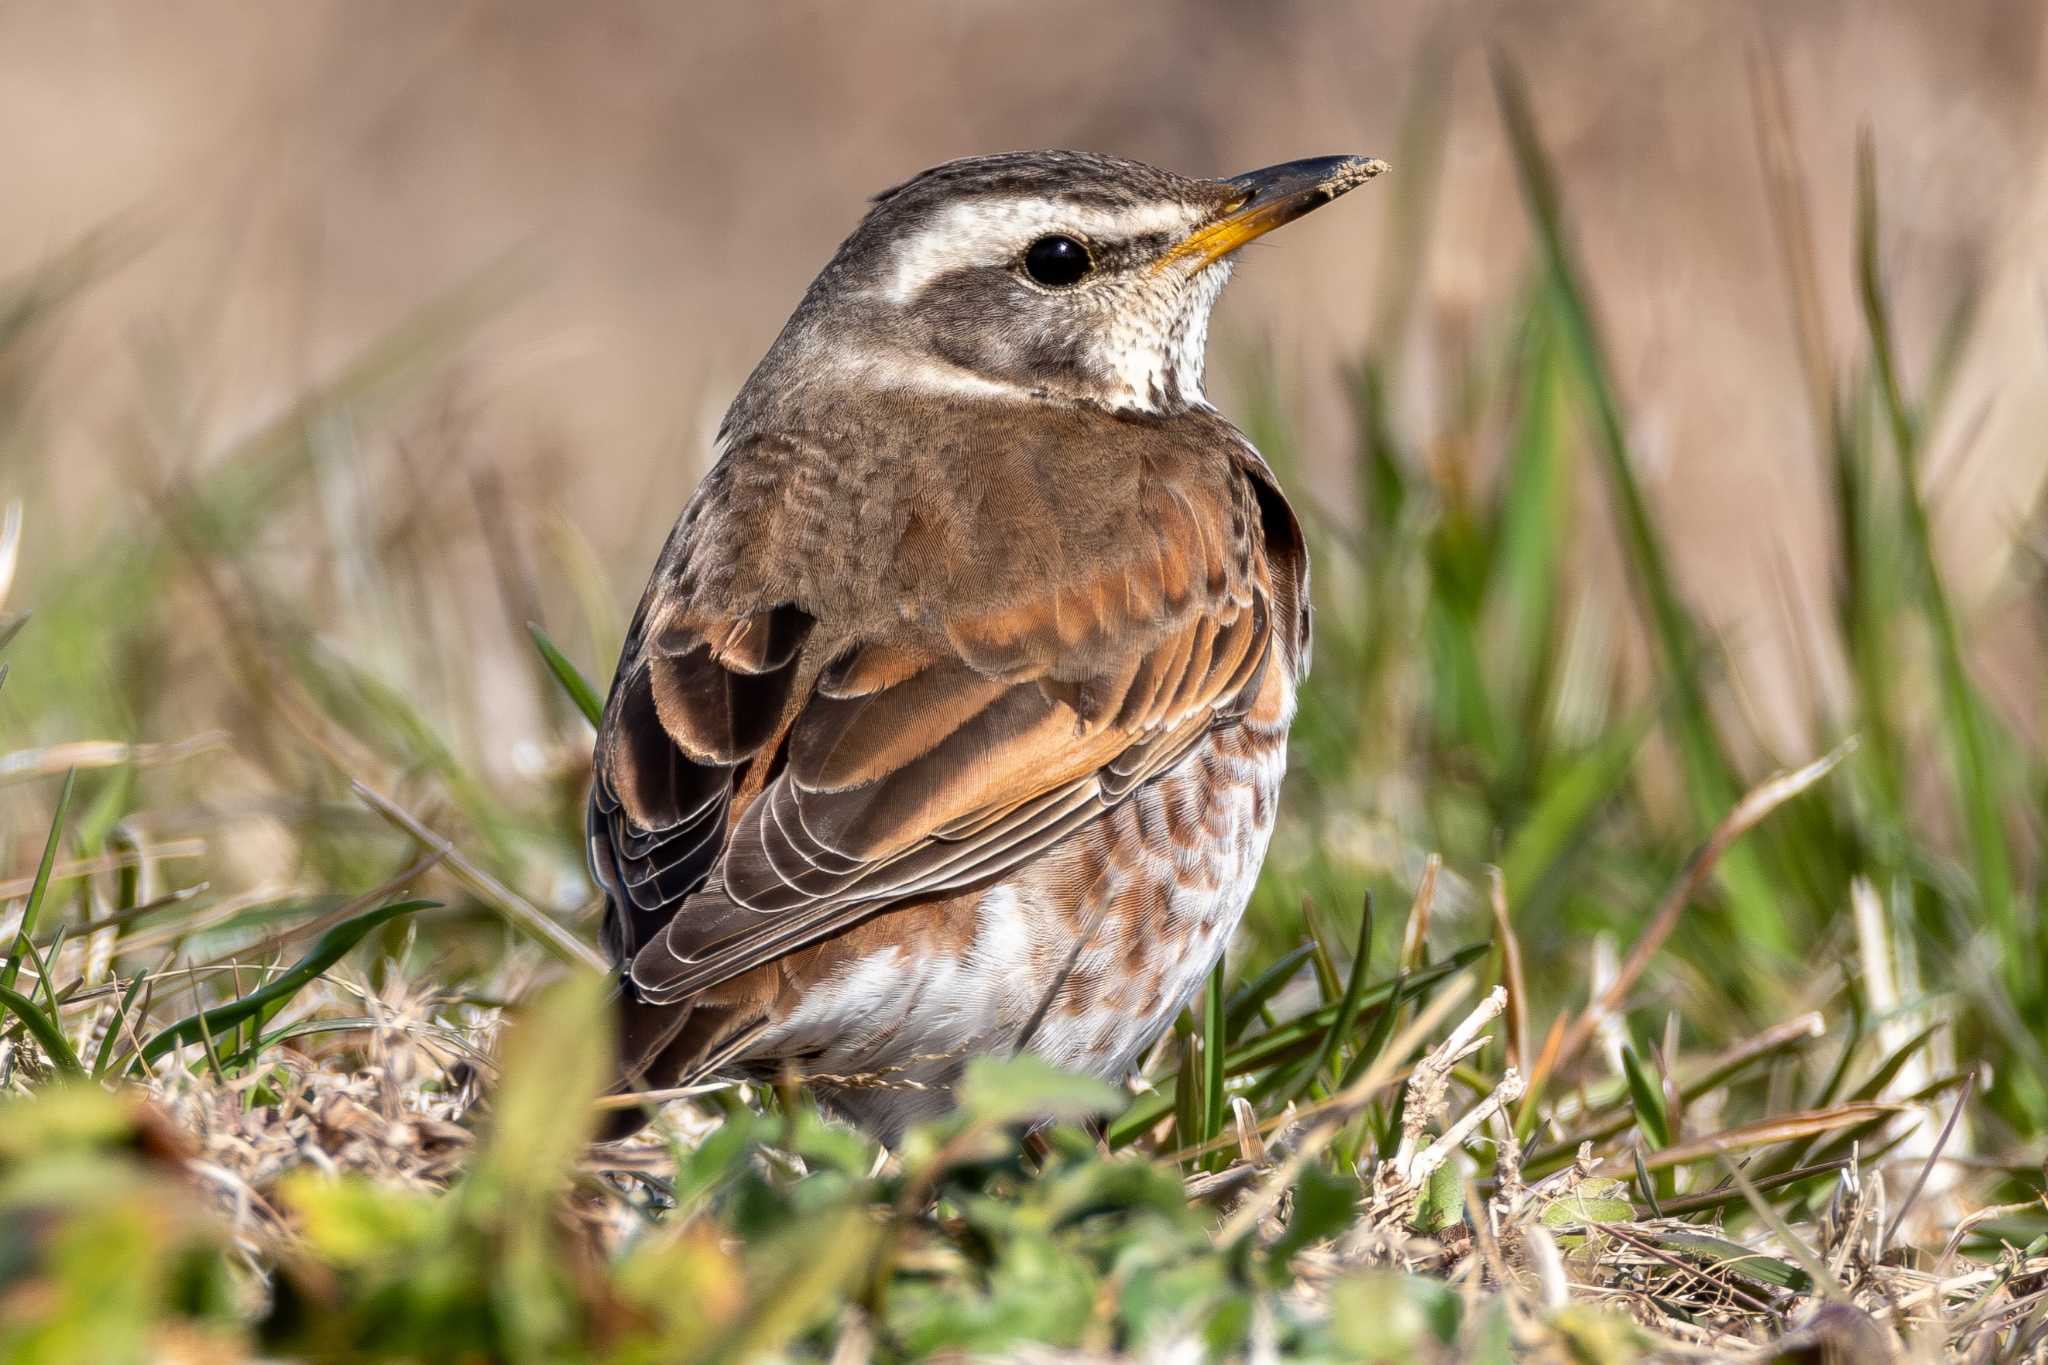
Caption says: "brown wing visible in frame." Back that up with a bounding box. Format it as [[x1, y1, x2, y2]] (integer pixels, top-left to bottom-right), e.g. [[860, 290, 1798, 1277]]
[[589, 415, 1307, 1006], [587, 598, 815, 962]]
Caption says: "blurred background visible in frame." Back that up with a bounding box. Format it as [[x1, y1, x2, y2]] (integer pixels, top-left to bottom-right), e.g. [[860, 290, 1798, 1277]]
[[6, 2, 2044, 740], [5, 10, 2048, 1351], [2, 2, 2045, 1111]]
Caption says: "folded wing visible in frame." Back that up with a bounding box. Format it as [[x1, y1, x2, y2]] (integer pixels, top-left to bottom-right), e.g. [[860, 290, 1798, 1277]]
[[589, 425, 1305, 1009]]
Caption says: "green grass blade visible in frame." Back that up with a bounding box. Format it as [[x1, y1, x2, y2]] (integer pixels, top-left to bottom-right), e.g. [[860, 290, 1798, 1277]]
[[1621, 1043, 1672, 1148], [1499, 706, 1654, 909], [188, 985, 228, 1081], [1224, 942, 1315, 1039], [131, 899, 436, 1073], [1200, 958, 1228, 1163], [1171, 1023, 1202, 1161], [1217, 945, 1482, 1079], [2, 767, 77, 996], [1367, 23, 1452, 355], [91, 974, 148, 1079], [1854, 136, 2019, 995], [528, 621, 605, 728], [1632, 1144, 1664, 1218], [1336, 971, 1407, 1091], [1808, 992, 1866, 1111], [1275, 895, 1375, 1111], [1490, 287, 1574, 754], [1491, 57, 1784, 955], [0, 983, 83, 1076], [1650, 1229, 1811, 1292], [1827, 378, 1907, 820], [237, 1014, 466, 1060], [1841, 1022, 1941, 1105], [20, 928, 65, 1023], [1106, 943, 1485, 1147]]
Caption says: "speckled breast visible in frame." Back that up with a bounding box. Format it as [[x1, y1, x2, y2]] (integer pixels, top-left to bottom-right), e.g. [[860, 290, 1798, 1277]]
[[747, 681, 1295, 1141]]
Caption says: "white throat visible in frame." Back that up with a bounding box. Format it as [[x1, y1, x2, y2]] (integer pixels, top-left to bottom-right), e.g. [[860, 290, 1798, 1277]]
[[1090, 261, 1228, 412]]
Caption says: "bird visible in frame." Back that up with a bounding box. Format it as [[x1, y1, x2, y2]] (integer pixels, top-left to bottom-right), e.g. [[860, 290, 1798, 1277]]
[[587, 148, 1384, 1142]]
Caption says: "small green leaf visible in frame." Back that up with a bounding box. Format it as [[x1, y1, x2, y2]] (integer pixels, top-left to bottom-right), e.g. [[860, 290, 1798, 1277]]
[[470, 969, 613, 1204], [703, 1210, 883, 1361], [1330, 1271, 1462, 1359], [1412, 1162, 1465, 1233], [1538, 1177, 1635, 1228], [957, 1053, 1123, 1127], [281, 1172, 441, 1267], [0, 1080, 142, 1158], [1268, 1165, 1362, 1269], [1547, 1305, 1647, 1363], [671, 1107, 770, 1211]]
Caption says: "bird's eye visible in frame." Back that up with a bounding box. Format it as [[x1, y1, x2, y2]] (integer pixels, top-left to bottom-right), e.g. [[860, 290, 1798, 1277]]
[[1022, 235, 1092, 287]]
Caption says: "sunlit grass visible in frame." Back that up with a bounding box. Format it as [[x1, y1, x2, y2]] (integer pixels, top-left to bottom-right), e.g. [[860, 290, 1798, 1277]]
[[0, 58, 2043, 1363]]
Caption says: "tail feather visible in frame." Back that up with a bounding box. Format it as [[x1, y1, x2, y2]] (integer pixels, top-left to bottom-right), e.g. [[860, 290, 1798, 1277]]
[[598, 983, 763, 1140]]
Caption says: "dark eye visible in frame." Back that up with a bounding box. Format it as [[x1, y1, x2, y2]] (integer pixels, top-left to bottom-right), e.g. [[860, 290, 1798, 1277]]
[[1022, 234, 1092, 287]]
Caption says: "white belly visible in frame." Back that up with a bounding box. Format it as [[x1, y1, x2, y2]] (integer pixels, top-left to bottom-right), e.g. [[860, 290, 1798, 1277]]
[[749, 717, 1289, 1139]]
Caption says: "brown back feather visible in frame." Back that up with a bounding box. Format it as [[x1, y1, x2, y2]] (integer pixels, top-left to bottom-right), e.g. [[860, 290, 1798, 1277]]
[[587, 399, 1307, 1005]]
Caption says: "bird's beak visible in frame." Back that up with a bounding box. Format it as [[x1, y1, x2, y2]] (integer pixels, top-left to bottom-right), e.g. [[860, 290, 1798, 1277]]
[[1160, 155, 1388, 274]]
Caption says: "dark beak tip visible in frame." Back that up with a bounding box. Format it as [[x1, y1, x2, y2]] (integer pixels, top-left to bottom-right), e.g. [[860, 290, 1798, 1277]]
[[1224, 154, 1388, 206]]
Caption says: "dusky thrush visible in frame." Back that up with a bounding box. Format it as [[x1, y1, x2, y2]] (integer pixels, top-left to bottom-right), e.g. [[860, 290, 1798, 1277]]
[[590, 149, 1385, 1140]]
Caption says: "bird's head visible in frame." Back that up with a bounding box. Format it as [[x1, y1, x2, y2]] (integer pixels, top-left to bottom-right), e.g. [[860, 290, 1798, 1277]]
[[749, 149, 1386, 417]]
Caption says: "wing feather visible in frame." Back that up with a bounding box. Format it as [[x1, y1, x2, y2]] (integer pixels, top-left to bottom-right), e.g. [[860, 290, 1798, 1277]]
[[628, 595, 1281, 1005], [590, 602, 814, 961], [589, 417, 1307, 1011]]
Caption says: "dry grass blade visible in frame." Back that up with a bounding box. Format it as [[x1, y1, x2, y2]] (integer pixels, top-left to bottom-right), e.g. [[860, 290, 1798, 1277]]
[[1551, 741, 1853, 1077], [1641, 1103, 1905, 1172], [0, 732, 231, 785], [0, 841, 207, 901], [1884, 1069, 1976, 1252], [1213, 972, 1476, 1245], [1487, 866, 1528, 1076], [1716, 1153, 1845, 1303], [1937, 1198, 2047, 1274], [1399, 853, 1439, 970], [1655, 1159, 1850, 1216], [1525, 1012, 1828, 1168], [0, 499, 20, 615], [1601, 1221, 1781, 1319], [352, 778, 607, 972]]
